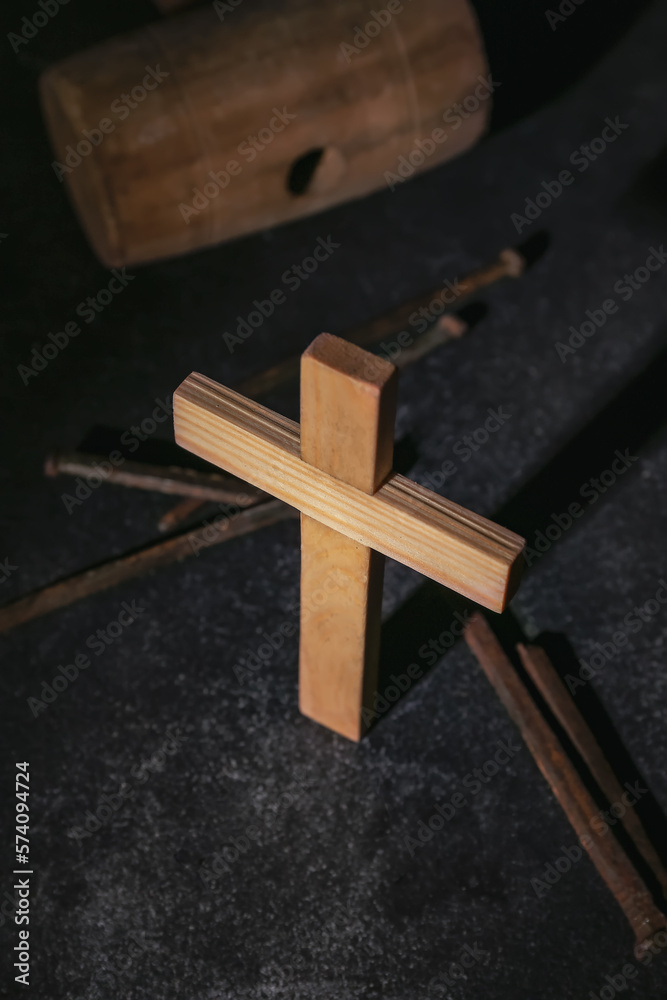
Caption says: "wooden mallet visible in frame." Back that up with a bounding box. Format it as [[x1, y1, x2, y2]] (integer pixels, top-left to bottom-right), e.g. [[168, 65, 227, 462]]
[[39, 0, 490, 266]]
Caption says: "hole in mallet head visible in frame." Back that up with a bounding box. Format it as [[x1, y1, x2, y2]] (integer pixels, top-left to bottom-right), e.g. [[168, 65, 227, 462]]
[[287, 148, 326, 195]]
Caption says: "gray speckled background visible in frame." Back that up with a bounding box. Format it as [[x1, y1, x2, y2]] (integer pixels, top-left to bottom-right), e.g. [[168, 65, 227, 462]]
[[1, 0, 667, 996]]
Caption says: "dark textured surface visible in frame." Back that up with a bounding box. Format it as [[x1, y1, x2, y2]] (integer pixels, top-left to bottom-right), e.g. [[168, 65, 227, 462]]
[[2, 0, 667, 997]]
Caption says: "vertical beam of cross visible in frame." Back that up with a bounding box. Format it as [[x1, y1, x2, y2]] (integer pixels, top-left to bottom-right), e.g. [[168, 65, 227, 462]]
[[299, 334, 398, 741], [173, 336, 525, 742]]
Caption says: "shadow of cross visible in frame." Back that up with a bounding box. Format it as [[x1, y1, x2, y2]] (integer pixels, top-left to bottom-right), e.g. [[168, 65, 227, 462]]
[[173, 333, 525, 741]]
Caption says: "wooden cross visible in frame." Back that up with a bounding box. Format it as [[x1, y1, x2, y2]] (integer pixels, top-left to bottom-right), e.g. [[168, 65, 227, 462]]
[[173, 333, 524, 741]]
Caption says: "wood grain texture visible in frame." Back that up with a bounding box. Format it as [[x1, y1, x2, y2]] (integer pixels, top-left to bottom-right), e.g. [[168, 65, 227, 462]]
[[173, 372, 525, 612], [300, 519, 384, 740], [39, 0, 488, 266], [299, 334, 397, 740], [300, 333, 398, 493]]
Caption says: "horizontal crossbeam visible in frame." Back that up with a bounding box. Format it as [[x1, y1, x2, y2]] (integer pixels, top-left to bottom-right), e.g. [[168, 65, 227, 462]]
[[174, 373, 524, 612]]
